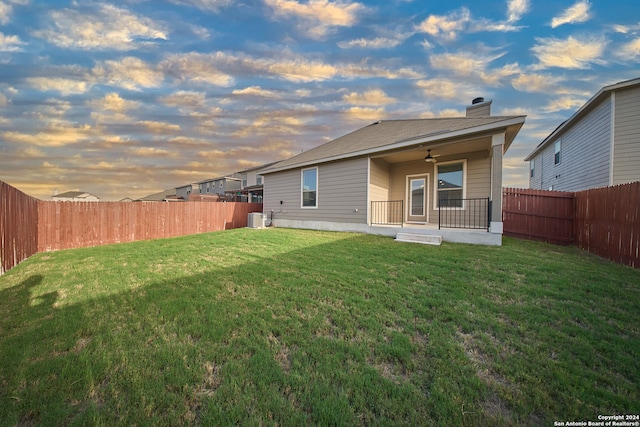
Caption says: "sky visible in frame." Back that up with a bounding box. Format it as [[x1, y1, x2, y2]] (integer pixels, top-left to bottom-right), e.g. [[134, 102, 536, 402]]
[[1, 0, 639, 201]]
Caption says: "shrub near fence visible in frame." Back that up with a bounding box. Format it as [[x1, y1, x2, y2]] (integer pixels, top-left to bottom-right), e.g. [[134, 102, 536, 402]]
[[0, 180, 263, 274]]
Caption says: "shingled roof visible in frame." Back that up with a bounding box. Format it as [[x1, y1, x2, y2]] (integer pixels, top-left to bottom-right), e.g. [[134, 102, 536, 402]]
[[262, 116, 525, 174]]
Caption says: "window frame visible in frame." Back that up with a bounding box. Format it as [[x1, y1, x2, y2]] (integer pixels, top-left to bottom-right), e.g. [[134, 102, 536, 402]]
[[301, 167, 318, 209], [433, 159, 467, 210], [554, 139, 561, 165], [530, 158, 535, 178]]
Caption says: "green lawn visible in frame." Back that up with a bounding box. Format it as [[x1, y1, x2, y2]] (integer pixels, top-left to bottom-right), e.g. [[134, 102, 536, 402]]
[[1, 228, 638, 426]]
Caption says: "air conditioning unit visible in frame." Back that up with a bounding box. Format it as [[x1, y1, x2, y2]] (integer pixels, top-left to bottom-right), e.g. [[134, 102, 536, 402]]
[[247, 212, 266, 229]]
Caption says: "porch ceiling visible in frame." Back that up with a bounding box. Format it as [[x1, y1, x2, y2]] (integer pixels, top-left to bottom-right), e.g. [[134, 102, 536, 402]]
[[371, 135, 492, 164]]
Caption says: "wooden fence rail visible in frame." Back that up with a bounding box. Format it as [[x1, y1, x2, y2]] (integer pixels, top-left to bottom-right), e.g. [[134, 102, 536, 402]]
[[1, 180, 263, 274]]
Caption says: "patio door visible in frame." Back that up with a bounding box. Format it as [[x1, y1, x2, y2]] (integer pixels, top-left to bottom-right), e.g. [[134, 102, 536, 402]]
[[406, 174, 429, 223]]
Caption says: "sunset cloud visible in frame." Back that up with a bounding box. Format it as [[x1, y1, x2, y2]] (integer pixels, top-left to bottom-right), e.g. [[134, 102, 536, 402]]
[[232, 86, 280, 98], [507, 0, 530, 23], [167, 0, 231, 13], [160, 91, 207, 109], [34, 4, 167, 50], [266, 0, 365, 39], [531, 35, 606, 69], [618, 38, 640, 60], [26, 77, 92, 95], [94, 57, 165, 90], [343, 89, 397, 105], [0, 31, 24, 51], [416, 7, 470, 41], [550, 1, 591, 28], [3, 123, 94, 147], [344, 106, 384, 122]]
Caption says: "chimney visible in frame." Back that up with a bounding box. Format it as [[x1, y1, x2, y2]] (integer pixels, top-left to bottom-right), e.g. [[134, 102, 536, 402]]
[[466, 97, 492, 117]]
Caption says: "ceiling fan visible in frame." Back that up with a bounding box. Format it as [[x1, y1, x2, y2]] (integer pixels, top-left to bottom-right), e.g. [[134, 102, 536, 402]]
[[424, 149, 440, 163]]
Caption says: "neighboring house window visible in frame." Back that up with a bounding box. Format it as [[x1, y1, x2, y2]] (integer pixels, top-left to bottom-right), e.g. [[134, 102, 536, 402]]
[[256, 175, 263, 185], [554, 140, 561, 165], [435, 161, 465, 209], [301, 167, 318, 208], [530, 159, 535, 178], [242, 174, 248, 188]]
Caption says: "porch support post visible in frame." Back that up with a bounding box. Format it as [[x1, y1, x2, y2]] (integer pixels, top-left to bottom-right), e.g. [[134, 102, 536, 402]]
[[490, 133, 504, 234]]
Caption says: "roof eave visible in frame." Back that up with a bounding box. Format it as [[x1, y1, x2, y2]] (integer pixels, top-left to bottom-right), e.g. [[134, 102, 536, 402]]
[[262, 116, 526, 174], [524, 77, 640, 161]]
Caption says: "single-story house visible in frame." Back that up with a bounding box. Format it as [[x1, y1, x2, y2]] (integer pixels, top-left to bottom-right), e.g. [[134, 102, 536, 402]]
[[261, 99, 526, 246], [136, 189, 183, 202], [52, 191, 100, 202], [525, 77, 640, 191]]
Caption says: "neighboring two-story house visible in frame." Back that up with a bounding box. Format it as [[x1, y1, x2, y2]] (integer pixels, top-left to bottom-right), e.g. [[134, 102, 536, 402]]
[[197, 175, 242, 196], [525, 77, 640, 191]]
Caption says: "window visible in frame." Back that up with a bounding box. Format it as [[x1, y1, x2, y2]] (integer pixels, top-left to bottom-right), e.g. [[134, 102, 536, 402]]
[[435, 161, 465, 208], [301, 167, 317, 208], [554, 140, 561, 165], [530, 159, 535, 178], [410, 178, 425, 216], [242, 174, 248, 188], [256, 175, 263, 185]]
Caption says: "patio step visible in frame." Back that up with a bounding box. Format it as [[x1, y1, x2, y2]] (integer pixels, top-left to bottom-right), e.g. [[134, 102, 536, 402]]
[[395, 233, 442, 246]]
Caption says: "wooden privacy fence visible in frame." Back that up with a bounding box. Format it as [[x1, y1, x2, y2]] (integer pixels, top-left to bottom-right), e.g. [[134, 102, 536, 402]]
[[503, 183, 640, 269], [0, 180, 263, 274], [502, 187, 575, 245], [1, 181, 39, 275], [575, 182, 640, 269]]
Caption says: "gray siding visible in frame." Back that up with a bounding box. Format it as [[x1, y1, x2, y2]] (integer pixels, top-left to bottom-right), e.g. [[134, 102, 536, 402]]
[[369, 158, 390, 201], [613, 85, 640, 185], [528, 158, 542, 189], [535, 97, 611, 191], [264, 157, 369, 224]]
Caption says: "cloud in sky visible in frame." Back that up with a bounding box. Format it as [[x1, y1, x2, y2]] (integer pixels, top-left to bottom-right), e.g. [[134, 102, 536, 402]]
[[265, 0, 365, 39], [531, 35, 607, 69], [507, 0, 530, 23], [0, 31, 24, 51], [550, 1, 591, 28], [416, 7, 471, 41], [0, 0, 639, 200], [33, 4, 167, 51]]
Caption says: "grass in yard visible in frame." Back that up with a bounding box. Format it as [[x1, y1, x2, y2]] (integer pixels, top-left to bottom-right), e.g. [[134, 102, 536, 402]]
[[0, 228, 638, 426]]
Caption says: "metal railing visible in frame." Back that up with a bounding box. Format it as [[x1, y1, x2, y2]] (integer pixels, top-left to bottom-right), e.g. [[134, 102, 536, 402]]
[[370, 200, 404, 226], [438, 197, 491, 231]]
